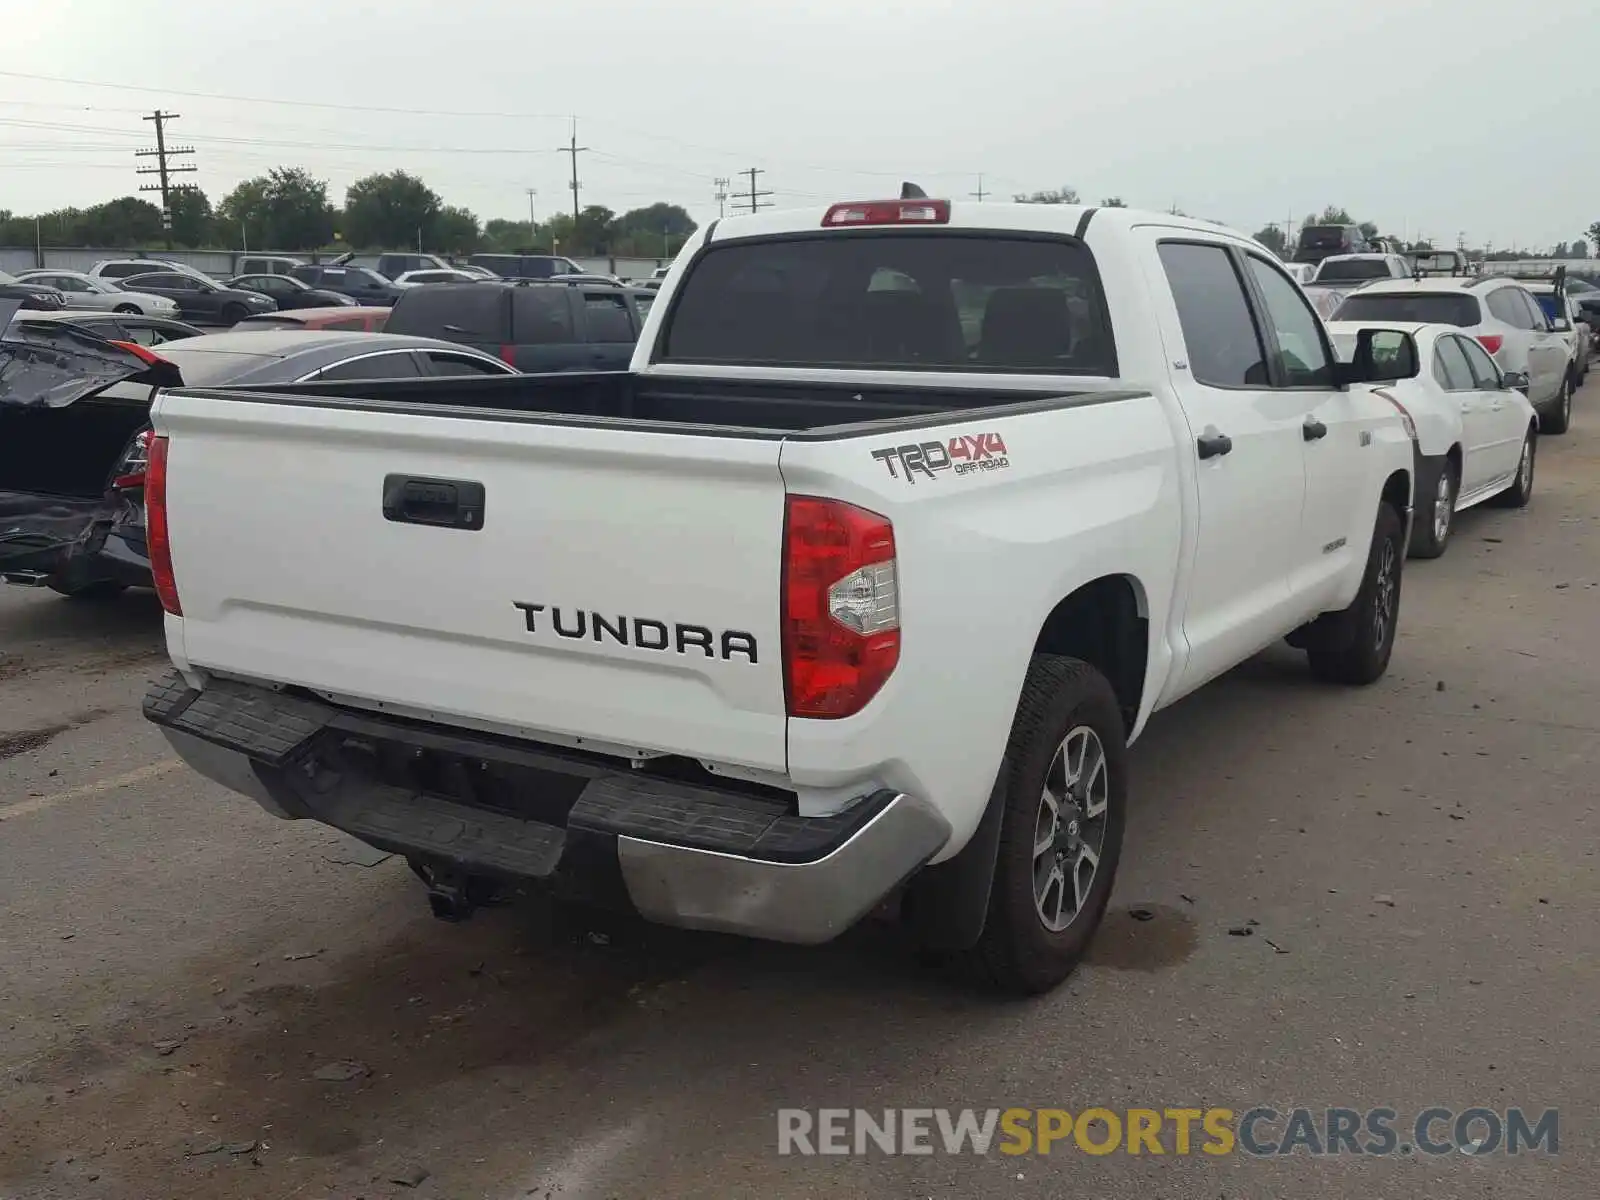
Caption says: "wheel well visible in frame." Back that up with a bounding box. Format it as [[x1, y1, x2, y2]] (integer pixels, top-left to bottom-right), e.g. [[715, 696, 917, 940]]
[[1381, 469, 1410, 518], [1031, 575, 1147, 734], [1446, 444, 1462, 475]]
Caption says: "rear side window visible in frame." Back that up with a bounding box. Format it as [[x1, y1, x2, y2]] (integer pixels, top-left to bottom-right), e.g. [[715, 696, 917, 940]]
[[389, 287, 507, 340], [1332, 292, 1480, 327], [1486, 289, 1531, 329], [583, 293, 635, 342], [290, 266, 321, 285], [1433, 337, 1474, 390], [1157, 242, 1266, 388], [662, 234, 1115, 374], [510, 287, 576, 343]]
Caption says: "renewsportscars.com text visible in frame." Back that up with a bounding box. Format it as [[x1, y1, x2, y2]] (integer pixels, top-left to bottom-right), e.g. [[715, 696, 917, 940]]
[[777, 1106, 1559, 1157]]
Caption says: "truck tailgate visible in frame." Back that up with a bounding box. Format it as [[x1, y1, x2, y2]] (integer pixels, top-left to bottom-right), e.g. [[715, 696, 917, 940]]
[[154, 393, 789, 772]]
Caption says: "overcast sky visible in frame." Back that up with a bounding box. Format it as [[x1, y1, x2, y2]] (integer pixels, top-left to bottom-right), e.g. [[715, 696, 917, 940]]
[[5, 0, 1595, 250]]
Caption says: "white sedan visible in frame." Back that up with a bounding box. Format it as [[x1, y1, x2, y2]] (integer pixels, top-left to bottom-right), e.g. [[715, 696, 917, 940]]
[[14, 269, 182, 317], [392, 269, 480, 288], [1326, 320, 1538, 558]]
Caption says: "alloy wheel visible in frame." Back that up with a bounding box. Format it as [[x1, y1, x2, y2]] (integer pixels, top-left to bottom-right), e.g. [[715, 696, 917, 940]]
[[1433, 470, 1454, 545], [1372, 539, 1397, 652], [1032, 726, 1110, 933]]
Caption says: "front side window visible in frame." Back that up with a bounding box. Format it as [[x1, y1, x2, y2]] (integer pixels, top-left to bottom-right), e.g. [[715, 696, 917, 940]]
[[1245, 255, 1333, 386], [1457, 335, 1503, 388], [664, 233, 1114, 374], [314, 351, 423, 381], [1158, 242, 1267, 388]]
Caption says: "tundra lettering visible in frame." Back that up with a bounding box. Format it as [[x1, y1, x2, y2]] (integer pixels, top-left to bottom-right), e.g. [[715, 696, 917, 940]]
[[511, 602, 758, 662]]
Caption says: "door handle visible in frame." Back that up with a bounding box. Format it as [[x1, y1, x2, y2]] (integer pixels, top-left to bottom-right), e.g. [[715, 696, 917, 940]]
[[1196, 430, 1233, 460], [1302, 417, 1328, 441], [382, 474, 486, 530]]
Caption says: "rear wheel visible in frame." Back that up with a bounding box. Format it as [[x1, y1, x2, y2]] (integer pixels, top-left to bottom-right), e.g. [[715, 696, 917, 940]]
[[1307, 503, 1404, 685], [1491, 428, 1536, 508], [221, 303, 249, 326], [1542, 375, 1573, 435], [1409, 458, 1457, 559], [113, 303, 139, 315], [963, 655, 1127, 996]]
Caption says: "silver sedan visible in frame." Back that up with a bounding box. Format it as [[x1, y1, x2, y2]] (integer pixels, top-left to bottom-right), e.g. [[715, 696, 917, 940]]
[[13, 269, 182, 318]]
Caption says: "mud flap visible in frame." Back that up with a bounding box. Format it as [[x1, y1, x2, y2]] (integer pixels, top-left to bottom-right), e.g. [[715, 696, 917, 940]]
[[900, 756, 1009, 953]]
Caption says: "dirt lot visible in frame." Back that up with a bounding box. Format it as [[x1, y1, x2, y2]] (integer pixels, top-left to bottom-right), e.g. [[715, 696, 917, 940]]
[[1, 383, 1597, 1199]]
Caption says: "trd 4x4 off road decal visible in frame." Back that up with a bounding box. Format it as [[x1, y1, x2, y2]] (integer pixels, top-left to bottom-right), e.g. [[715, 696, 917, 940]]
[[870, 432, 1010, 484]]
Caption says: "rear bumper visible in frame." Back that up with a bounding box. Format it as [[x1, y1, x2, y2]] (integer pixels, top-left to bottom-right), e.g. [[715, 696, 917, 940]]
[[0, 491, 150, 591], [144, 671, 949, 944]]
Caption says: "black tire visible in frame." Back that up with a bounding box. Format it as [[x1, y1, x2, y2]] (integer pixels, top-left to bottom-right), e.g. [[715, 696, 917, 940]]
[[1409, 457, 1457, 560], [1490, 427, 1536, 509], [113, 303, 140, 315], [1541, 374, 1573, 435], [221, 303, 249, 326], [1307, 503, 1404, 686], [48, 581, 126, 601], [964, 655, 1127, 996]]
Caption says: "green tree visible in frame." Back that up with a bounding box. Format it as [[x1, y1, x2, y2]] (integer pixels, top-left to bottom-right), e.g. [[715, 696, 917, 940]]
[[1015, 186, 1080, 204], [568, 205, 617, 255], [220, 168, 333, 249], [343, 170, 442, 249], [1306, 206, 1354, 226], [1253, 224, 1287, 255], [1099, 196, 1127, 208], [76, 196, 163, 244], [168, 188, 213, 247], [1573, 238, 1589, 259], [1552, 241, 1570, 259], [1588, 222, 1600, 254], [433, 205, 480, 255]]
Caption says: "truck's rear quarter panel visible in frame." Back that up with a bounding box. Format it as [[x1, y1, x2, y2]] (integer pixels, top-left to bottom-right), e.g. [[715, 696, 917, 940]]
[[156, 394, 791, 772], [780, 392, 1183, 853]]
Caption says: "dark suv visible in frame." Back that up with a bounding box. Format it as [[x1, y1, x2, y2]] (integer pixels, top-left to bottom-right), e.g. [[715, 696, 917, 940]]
[[290, 263, 402, 306], [465, 253, 589, 281], [1293, 224, 1373, 266], [383, 280, 647, 371]]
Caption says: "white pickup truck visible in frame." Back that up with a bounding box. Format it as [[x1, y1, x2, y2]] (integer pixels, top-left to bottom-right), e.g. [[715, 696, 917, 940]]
[[143, 198, 1416, 994]]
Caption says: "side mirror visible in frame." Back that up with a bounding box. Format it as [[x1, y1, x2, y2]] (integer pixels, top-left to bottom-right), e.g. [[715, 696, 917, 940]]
[[1335, 327, 1419, 384], [1502, 370, 1530, 391]]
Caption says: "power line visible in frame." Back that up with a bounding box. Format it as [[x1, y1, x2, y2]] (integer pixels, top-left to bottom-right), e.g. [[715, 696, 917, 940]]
[[556, 119, 590, 223], [735, 167, 774, 215], [134, 110, 196, 250]]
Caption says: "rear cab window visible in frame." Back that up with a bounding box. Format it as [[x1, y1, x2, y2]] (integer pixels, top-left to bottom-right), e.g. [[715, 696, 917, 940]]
[[1332, 292, 1480, 327], [659, 233, 1115, 373]]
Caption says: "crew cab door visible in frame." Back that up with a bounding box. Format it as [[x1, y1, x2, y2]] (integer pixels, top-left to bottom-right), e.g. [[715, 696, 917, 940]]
[[1151, 239, 1308, 697], [1236, 251, 1370, 610]]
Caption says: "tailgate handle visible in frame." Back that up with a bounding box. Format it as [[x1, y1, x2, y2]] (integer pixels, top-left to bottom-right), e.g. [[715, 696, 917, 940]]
[[382, 475, 486, 531]]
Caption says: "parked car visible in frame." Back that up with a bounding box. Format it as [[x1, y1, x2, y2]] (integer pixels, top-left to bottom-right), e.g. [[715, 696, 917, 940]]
[[1332, 276, 1575, 434], [0, 328, 514, 599], [119, 272, 277, 326], [13, 269, 182, 318], [374, 253, 454, 279], [139, 199, 1414, 996], [1326, 321, 1537, 557], [234, 306, 391, 333], [289, 263, 402, 306], [393, 269, 480, 288], [0, 270, 66, 311], [234, 255, 304, 277], [383, 279, 647, 371], [226, 274, 356, 310], [4, 307, 204, 347], [1293, 223, 1373, 265], [1301, 253, 1414, 319], [88, 258, 213, 284], [465, 252, 588, 280], [453, 264, 501, 281], [1522, 282, 1590, 382]]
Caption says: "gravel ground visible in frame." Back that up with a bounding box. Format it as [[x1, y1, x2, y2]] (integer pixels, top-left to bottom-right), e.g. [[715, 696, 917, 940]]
[[0, 379, 1596, 1199]]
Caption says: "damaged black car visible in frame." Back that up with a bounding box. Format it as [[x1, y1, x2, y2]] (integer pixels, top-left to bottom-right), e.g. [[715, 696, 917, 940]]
[[0, 314, 183, 598]]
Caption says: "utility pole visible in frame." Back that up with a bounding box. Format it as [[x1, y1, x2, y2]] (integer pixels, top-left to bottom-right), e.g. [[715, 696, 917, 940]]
[[736, 167, 773, 214], [135, 110, 196, 251], [556, 120, 590, 224], [970, 175, 988, 202], [526, 188, 538, 232], [713, 177, 730, 219]]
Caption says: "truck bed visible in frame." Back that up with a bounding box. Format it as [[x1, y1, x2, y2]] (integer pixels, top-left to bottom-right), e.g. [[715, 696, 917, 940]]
[[212, 370, 1138, 437]]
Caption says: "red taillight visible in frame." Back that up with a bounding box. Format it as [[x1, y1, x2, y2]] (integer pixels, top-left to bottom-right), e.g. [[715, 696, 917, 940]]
[[498, 344, 515, 364], [782, 497, 899, 719], [107, 338, 169, 366], [112, 428, 153, 490], [822, 199, 951, 228], [146, 434, 181, 616], [1476, 334, 1504, 356]]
